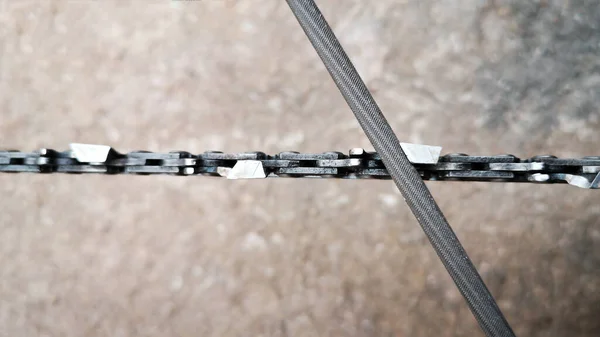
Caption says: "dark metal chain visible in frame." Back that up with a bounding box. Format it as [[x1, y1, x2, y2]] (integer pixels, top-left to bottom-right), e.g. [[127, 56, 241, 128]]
[[2, 146, 600, 188]]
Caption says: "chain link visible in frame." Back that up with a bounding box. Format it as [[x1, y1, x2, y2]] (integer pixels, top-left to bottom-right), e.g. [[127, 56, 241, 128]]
[[2, 146, 600, 188]]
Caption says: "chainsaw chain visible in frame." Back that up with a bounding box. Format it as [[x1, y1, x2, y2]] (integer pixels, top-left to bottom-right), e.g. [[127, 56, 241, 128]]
[[2, 148, 600, 188]]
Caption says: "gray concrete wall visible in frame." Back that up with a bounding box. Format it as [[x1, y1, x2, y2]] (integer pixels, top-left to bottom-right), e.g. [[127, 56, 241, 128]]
[[1, 1, 599, 336]]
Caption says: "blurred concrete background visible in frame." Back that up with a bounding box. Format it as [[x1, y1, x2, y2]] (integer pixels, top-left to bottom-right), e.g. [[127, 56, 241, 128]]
[[0, 0, 599, 336]]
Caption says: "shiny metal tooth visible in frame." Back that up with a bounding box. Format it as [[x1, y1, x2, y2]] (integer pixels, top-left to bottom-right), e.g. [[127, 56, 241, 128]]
[[69, 143, 114, 163]]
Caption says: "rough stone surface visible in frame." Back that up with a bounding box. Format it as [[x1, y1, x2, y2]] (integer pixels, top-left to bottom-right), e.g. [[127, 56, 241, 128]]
[[1, 1, 599, 336]]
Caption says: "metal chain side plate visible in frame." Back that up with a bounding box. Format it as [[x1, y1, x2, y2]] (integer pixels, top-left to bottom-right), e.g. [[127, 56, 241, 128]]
[[2, 144, 600, 189]]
